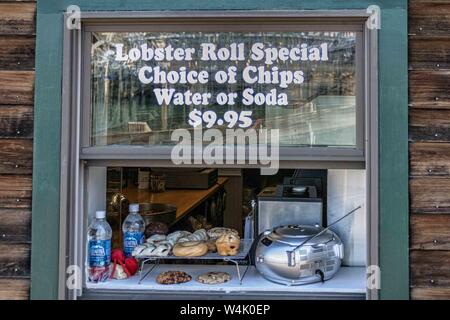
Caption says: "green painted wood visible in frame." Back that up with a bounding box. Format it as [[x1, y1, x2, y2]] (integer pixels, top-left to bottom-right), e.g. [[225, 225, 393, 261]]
[[33, 0, 409, 299], [38, 0, 406, 12], [378, 8, 409, 300], [31, 9, 63, 300]]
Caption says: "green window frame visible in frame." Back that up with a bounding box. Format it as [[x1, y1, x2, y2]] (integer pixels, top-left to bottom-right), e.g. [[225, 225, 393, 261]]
[[32, 0, 408, 300]]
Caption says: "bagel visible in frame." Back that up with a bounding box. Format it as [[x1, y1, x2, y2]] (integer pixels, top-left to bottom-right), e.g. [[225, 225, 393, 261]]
[[172, 241, 208, 257]]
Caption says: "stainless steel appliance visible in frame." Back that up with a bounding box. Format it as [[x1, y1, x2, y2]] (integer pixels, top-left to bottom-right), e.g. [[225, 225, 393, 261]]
[[254, 224, 343, 285], [254, 206, 361, 286], [257, 170, 327, 233]]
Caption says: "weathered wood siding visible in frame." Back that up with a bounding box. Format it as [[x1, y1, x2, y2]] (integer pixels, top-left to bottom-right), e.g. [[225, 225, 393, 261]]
[[0, 0, 35, 300], [409, 0, 450, 300], [0, 0, 448, 300]]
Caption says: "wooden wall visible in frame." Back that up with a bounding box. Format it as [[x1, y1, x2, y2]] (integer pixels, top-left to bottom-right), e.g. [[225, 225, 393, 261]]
[[409, 0, 450, 300], [0, 0, 449, 300], [0, 0, 35, 299]]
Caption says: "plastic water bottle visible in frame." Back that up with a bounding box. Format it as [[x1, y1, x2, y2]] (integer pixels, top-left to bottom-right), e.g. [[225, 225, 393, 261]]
[[87, 210, 112, 282], [122, 203, 145, 257]]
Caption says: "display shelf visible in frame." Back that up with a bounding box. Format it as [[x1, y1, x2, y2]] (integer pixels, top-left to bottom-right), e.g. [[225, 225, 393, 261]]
[[136, 239, 253, 284], [86, 265, 367, 296], [136, 239, 253, 260]]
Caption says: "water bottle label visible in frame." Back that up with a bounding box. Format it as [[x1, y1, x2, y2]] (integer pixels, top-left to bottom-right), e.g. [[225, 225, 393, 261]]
[[123, 231, 144, 256], [88, 240, 111, 267]]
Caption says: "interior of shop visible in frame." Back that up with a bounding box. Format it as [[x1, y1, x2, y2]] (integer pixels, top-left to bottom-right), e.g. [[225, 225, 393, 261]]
[[84, 167, 367, 298]]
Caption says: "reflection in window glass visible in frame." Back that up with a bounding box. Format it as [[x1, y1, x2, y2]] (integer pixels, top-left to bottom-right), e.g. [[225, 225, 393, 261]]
[[91, 31, 356, 147]]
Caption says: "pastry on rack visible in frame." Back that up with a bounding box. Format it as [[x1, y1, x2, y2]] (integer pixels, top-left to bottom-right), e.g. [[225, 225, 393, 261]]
[[151, 243, 172, 256], [133, 234, 173, 257], [205, 239, 217, 253], [133, 230, 193, 258], [207, 227, 238, 240], [197, 272, 231, 284], [216, 232, 241, 256], [193, 229, 208, 240], [132, 242, 171, 257], [166, 230, 191, 246], [146, 234, 166, 243], [177, 229, 208, 243], [132, 243, 155, 257], [156, 271, 192, 284], [172, 241, 208, 257]]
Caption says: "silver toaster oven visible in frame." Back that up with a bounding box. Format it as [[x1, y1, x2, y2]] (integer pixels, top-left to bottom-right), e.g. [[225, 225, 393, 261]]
[[256, 170, 327, 234]]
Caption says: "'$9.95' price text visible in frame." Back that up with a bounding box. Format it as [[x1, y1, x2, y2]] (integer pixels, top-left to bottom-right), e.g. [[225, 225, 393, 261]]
[[188, 109, 253, 129]]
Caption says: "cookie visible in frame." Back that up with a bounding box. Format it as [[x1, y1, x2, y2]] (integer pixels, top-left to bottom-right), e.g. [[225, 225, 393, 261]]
[[156, 271, 192, 284], [197, 272, 232, 285]]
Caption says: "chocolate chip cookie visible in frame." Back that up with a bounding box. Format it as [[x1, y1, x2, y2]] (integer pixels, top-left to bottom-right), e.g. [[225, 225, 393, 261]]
[[197, 272, 232, 284], [156, 271, 192, 284]]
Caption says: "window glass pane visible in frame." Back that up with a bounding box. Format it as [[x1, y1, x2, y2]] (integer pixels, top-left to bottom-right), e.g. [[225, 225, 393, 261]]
[[90, 31, 356, 147]]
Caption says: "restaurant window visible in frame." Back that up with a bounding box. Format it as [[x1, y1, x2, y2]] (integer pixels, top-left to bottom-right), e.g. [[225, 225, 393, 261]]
[[80, 19, 365, 162], [63, 12, 377, 300], [89, 31, 359, 149]]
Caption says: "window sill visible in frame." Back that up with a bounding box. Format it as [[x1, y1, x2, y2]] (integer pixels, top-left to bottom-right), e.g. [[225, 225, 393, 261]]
[[85, 265, 366, 299]]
